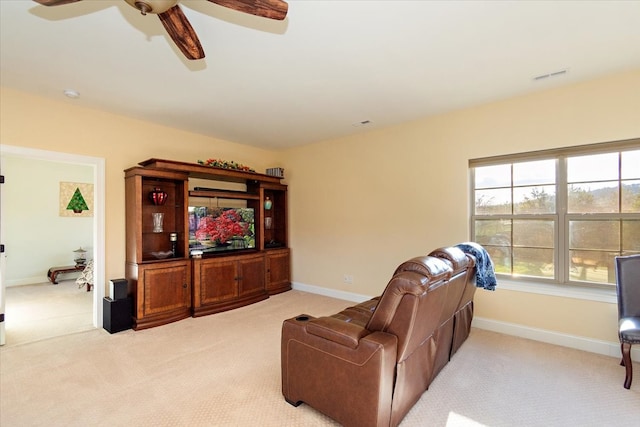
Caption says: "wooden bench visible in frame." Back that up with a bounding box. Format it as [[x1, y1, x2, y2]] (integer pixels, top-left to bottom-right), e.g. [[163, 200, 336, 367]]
[[47, 265, 85, 285]]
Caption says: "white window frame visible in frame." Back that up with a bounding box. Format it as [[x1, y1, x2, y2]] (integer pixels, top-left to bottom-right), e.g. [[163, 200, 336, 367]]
[[469, 138, 640, 302]]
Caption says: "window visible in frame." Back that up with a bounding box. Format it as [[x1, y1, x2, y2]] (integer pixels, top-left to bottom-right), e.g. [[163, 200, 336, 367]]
[[470, 139, 640, 288]]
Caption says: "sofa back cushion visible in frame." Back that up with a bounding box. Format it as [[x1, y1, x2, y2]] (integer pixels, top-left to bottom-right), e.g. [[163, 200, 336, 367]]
[[429, 246, 476, 312], [366, 256, 452, 363], [430, 246, 478, 358], [427, 247, 473, 329]]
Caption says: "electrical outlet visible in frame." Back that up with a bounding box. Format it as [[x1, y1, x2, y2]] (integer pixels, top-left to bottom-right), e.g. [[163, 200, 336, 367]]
[[343, 274, 354, 284]]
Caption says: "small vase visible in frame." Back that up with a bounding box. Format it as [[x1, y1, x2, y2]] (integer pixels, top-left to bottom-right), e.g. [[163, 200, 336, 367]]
[[149, 188, 168, 205], [152, 213, 164, 233]]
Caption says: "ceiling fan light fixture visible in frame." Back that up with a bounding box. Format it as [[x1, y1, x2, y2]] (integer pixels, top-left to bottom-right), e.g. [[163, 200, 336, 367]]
[[34, 0, 288, 60], [124, 0, 178, 15]]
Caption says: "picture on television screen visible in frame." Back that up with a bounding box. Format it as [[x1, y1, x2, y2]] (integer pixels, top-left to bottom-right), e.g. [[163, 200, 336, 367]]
[[189, 206, 255, 253]]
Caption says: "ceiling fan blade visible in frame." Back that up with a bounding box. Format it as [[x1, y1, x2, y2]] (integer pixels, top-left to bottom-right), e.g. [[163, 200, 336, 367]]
[[33, 0, 82, 5], [208, 0, 288, 21], [158, 5, 205, 60]]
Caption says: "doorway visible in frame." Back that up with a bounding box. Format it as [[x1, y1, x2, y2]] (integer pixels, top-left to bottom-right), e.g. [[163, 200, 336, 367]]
[[0, 144, 105, 346]]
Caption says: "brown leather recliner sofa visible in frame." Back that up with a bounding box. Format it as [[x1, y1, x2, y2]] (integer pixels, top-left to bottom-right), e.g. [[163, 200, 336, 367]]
[[281, 246, 477, 427]]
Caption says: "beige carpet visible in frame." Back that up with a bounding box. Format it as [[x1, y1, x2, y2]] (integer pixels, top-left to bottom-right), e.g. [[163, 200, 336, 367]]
[[1, 290, 638, 426], [3, 279, 93, 346]]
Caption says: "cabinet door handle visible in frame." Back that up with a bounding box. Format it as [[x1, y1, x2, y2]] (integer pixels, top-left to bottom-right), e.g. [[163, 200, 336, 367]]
[[183, 284, 188, 289]]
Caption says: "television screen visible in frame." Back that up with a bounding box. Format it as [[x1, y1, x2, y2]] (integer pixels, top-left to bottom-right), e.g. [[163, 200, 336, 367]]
[[189, 206, 255, 253]]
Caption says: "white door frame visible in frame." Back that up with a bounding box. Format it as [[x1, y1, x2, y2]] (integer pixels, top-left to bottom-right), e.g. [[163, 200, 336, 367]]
[[0, 220, 5, 345], [0, 144, 105, 338]]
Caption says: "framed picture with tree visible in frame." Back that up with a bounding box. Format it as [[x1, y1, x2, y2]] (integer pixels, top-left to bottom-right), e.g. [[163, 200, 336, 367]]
[[59, 182, 93, 217]]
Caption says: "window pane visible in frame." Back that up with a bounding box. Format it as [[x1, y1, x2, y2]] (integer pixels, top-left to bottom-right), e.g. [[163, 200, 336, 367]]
[[568, 182, 619, 213], [475, 164, 511, 189], [475, 188, 511, 214], [474, 220, 511, 246], [471, 143, 639, 287], [622, 180, 640, 213], [487, 246, 512, 274], [621, 150, 640, 179], [569, 220, 620, 251], [569, 250, 617, 284], [475, 220, 511, 274], [567, 152, 618, 183], [513, 220, 554, 247], [513, 159, 555, 186], [513, 247, 554, 278], [622, 220, 640, 252], [514, 185, 556, 214]]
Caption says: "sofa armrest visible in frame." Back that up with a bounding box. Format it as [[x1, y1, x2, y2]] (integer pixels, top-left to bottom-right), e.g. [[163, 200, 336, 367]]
[[281, 315, 397, 367], [282, 316, 398, 426], [306, 316, 369, 349]]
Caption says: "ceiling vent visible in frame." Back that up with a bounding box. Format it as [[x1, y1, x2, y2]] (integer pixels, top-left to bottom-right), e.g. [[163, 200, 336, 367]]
[[533, 69, 569, 81]]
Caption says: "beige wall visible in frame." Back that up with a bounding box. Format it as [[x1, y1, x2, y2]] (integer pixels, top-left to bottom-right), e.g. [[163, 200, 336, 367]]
[[0, 87, 280, 287], [283, 70, 640, 343], [2, 70, 639, 345]]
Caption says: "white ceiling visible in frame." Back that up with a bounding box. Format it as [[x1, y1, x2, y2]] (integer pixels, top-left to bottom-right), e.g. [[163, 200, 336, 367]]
[[1, 1, 640, 149]]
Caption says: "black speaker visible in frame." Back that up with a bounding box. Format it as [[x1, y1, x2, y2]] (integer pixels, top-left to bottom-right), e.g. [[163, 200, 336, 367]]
[[109, 278, 128, 300], [103, 297, 132, 334]]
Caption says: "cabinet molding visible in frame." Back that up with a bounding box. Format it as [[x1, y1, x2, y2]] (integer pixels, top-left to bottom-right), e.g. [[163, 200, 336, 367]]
[[192, 253, 268, 317], [266, 248, 291, 295], [127, 260, 191, 330]]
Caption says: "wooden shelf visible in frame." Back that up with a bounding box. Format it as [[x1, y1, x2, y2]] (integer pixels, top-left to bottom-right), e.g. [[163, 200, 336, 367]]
[[189, 190, 260, 200], [126, 158, 290, 330], [139, 158, 282, 184]]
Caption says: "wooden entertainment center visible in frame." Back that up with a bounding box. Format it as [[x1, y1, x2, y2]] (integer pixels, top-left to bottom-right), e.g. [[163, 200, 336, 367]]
[[125, 159, 290, 330]]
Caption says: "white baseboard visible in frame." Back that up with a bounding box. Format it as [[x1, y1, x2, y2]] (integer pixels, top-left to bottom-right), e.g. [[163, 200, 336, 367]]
[[472, 316, 639, 363], [292, 281, 639, 363], [292, 282, 372, 303], [6, 276, 48, 287]]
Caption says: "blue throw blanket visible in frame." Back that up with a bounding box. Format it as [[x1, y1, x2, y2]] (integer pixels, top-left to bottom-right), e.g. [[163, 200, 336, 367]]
[[455, 242, 497, 291]]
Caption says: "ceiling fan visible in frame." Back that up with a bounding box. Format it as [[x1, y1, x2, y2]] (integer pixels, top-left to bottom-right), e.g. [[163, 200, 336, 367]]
[[33, 0, 288, 60]]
